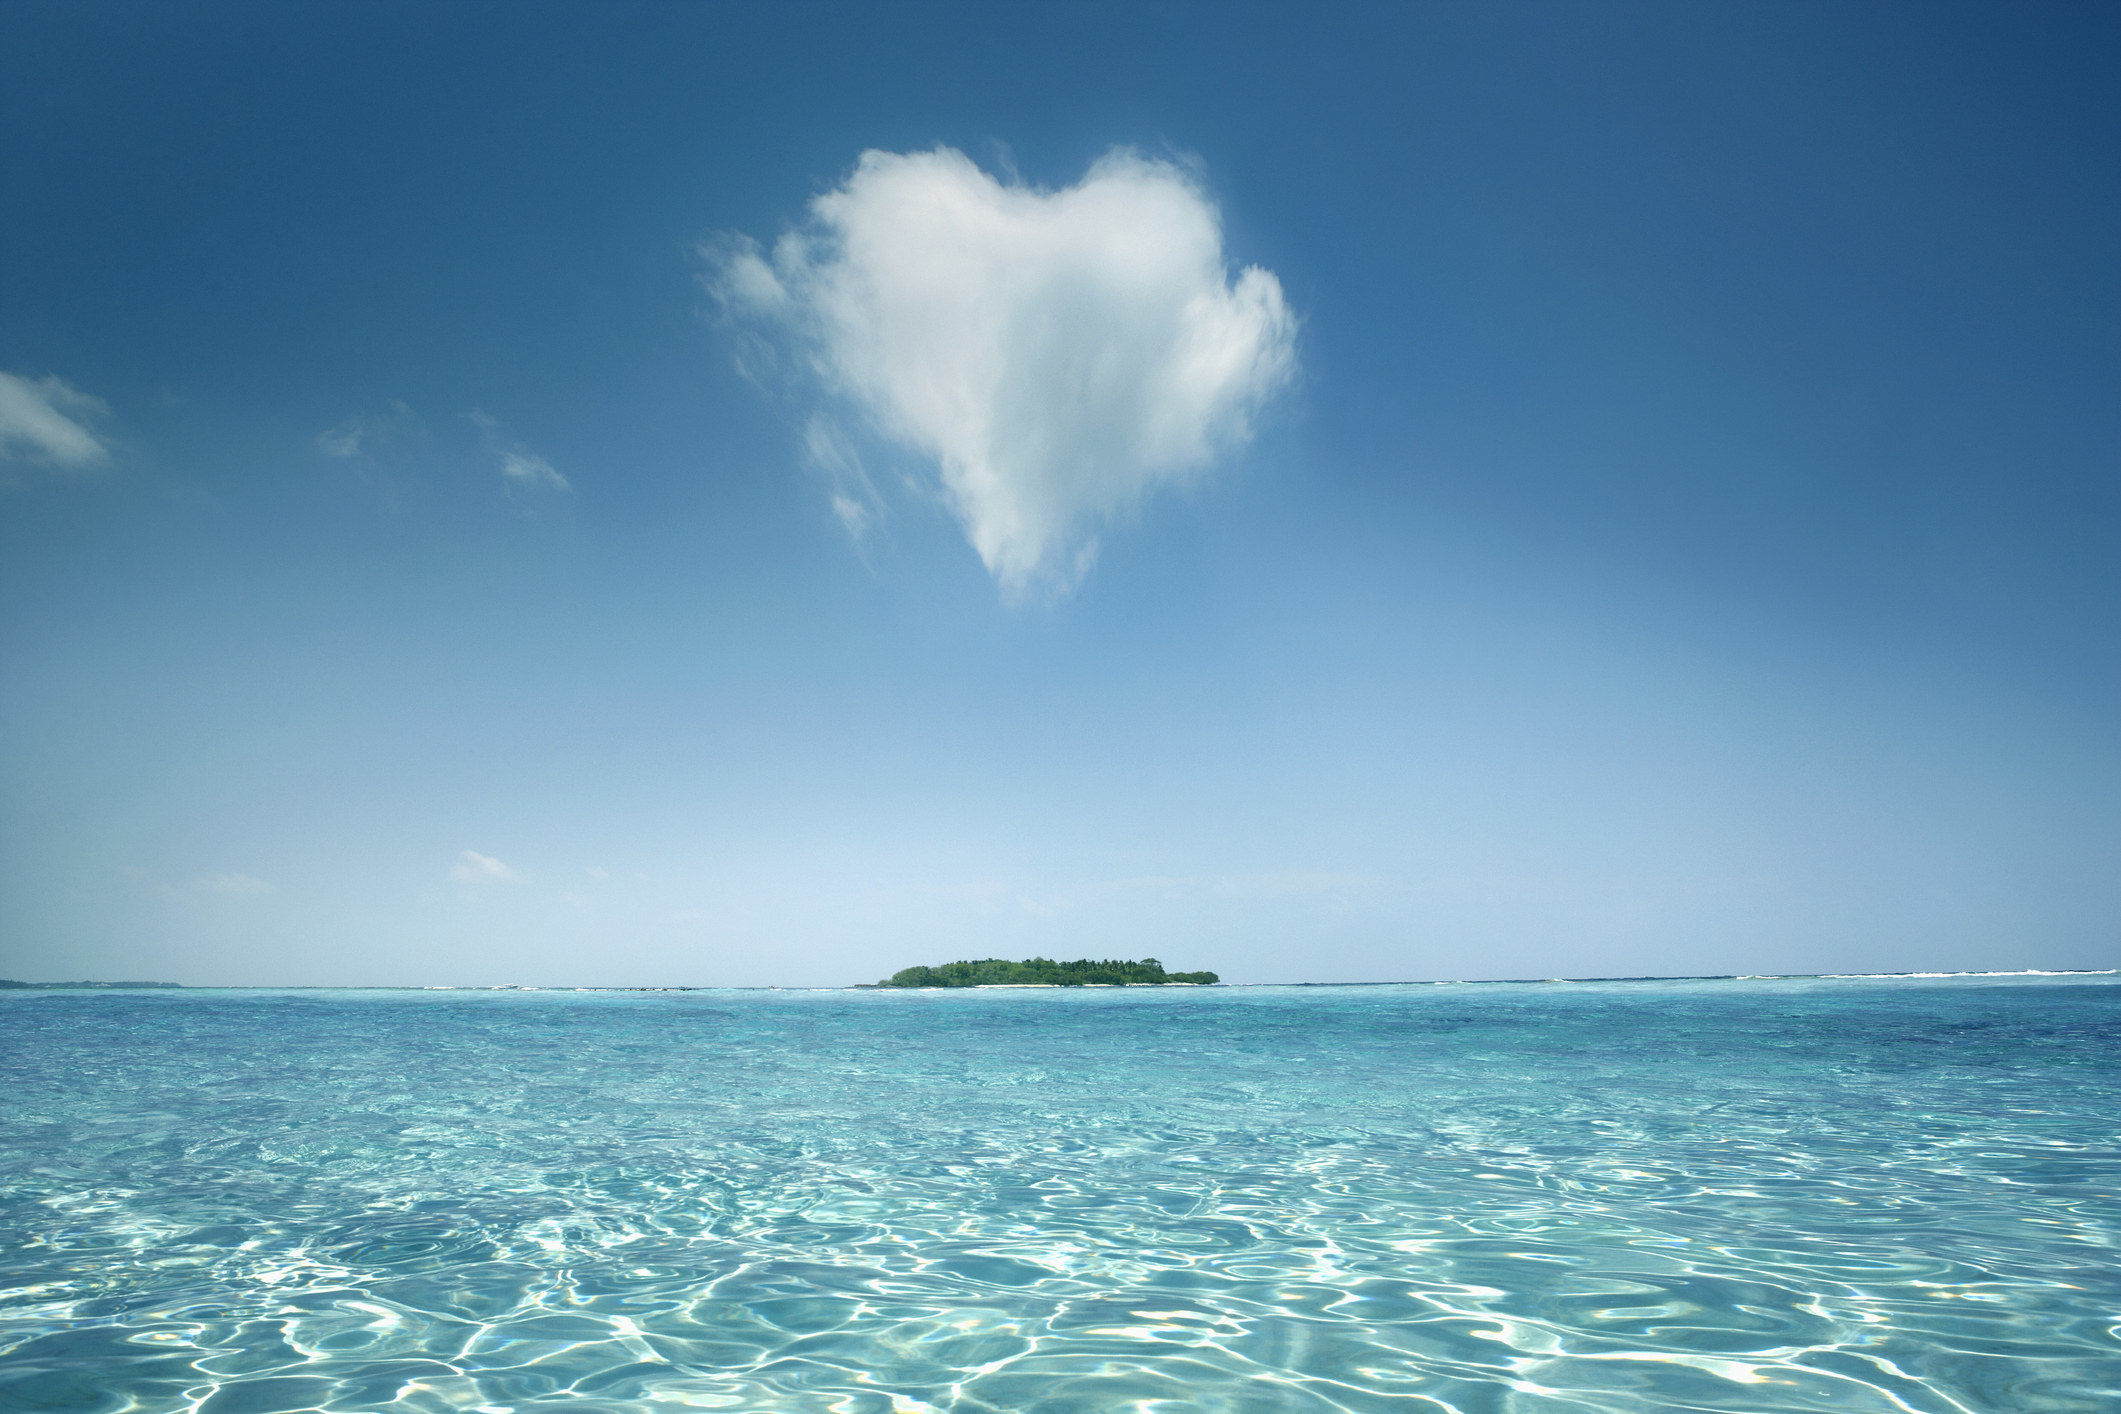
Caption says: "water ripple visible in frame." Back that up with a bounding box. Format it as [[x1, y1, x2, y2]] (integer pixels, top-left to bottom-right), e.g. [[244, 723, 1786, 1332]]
[[2, 977, 2117, 1412]]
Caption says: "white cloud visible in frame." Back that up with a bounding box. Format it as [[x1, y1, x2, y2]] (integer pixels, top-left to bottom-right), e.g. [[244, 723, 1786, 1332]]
[[709, 147, 1297, 596], [471, 412, 570, 498], [0, 372, 111, 466], [450, 850, 520, 884], [316, 419, 367, 458], [499, 449, 570, 492], [800, 416, 880, 540], [316, 401, 418, 459], [149, 871, 275, 905], [830, 493, 870, 539]]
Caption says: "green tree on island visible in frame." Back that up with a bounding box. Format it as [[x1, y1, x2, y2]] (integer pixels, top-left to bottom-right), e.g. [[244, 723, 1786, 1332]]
[[877, 957, 1218, 987]]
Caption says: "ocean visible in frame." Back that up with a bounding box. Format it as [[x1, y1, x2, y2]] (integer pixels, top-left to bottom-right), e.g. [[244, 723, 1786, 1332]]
[[1, 974, 2115, 1412]]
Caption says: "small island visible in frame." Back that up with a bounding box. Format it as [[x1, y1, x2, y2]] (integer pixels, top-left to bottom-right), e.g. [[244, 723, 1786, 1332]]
[[877, 957, 1218, 988]]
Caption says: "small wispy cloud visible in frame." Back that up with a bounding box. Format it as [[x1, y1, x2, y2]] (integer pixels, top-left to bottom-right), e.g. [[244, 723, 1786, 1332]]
[[472, 412, 570, 500], [499, 449, 569, 492], [153, 871, 275, 903], [450, 850, 520, 884], [0, 372, 111, 467], [315, 401, 419, 459], [197, 871, 274, 897], [317, 420, 366, 458], [830, 494, 870, 539], [316, 404, 569, 512], [706, 146, 1297, 598], [802, 417, 880, 543]]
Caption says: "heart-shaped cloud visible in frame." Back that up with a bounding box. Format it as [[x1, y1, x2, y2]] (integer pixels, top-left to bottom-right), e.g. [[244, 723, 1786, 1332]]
[[710, 147, 1297, 597]]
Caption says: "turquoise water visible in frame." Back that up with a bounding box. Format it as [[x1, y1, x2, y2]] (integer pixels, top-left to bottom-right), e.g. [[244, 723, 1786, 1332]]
[[1, 977, 2117, 1413]]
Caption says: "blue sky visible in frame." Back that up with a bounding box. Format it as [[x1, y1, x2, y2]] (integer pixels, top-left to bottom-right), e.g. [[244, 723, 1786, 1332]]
[[3, 1, 2116, 986]]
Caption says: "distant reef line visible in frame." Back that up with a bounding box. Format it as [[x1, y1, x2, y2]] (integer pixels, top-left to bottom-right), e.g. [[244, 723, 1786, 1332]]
[[9, 970, 2110, 993], [0, 980, 183, 989], [869, 957, 1219, 989]]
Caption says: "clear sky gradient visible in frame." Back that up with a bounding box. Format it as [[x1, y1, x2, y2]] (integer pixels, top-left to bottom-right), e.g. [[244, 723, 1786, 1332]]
[[3, 1, 2116, 986]]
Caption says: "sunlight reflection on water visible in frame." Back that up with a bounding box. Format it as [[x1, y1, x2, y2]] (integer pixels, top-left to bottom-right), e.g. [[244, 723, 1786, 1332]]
[[1, 976, 2116, 1412]]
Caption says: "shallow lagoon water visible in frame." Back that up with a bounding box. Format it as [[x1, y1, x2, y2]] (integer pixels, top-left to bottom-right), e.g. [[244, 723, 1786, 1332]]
[[1, 976, 2117, 1413]]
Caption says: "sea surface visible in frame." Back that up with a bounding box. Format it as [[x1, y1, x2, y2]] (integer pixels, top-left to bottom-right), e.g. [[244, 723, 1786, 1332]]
[[1, 975, 2117, 1413]]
